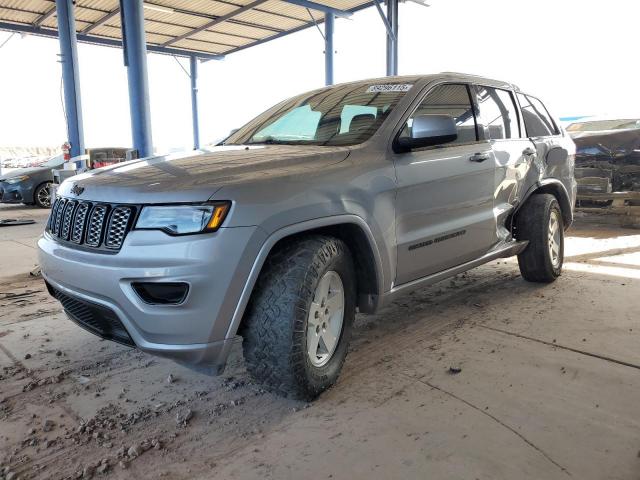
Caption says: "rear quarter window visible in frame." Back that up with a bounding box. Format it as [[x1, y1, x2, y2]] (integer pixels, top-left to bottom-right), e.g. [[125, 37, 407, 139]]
[[517, 94, 559, 137]]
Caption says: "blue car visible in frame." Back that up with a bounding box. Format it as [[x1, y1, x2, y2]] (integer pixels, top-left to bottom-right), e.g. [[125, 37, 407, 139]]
[[0, 155, 63, 208]]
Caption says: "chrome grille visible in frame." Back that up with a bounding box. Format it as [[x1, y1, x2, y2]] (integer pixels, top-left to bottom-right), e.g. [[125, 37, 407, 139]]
[[105, 207, 133, 249], [71, 202, 90, 243], [85, 205, 108, 247], [60, 201, 77, 240], [52, 198, 67, 235], [47, 198, 136, 252]]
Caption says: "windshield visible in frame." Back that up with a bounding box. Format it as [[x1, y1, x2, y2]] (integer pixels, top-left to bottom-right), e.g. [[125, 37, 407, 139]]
[[567, 119, 640, 132], [224, 81, 416, 147]]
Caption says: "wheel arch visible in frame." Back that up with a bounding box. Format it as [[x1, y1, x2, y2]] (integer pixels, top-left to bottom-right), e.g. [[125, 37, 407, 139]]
[[513, 179, 573, 231], [227, 215, 385, 340]]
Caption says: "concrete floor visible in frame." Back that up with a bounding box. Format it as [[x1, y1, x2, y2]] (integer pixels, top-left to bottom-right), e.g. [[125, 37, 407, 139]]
[[0, 204, 639, 480]]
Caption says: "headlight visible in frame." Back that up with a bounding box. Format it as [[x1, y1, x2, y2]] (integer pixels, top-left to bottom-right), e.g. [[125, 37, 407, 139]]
[[6, 175, 29, 185], [135, 202, 230, 235]]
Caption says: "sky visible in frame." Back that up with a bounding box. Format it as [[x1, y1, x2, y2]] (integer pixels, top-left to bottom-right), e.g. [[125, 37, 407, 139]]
[[0, 0, 638, 153]]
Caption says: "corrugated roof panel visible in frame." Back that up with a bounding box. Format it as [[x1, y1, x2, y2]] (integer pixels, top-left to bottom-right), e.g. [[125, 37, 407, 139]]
[[189, 29, 250, 47], [258, 1, 321, 22], [234, 9, 306, 30], [2, 0, 50, 14], [0, 7, 40, 25], [146, 31, 174, 44], [75, 5, 107, 23], [76, 0, 117, 11], [170, 38, 232, 54], [212, 20, 280, 38], [0, 0, 376, 57], [87, 24, 121, 39]]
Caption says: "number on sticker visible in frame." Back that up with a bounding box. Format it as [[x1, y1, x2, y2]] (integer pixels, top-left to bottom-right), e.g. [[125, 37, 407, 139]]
[[366, 84, 413, 93]]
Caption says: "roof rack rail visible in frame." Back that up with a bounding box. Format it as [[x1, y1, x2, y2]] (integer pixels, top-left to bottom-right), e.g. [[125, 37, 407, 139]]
[[439, 72, 520, 91]]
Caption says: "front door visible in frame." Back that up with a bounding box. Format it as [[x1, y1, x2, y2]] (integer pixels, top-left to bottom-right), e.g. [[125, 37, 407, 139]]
[[393, 83, 499, 286]]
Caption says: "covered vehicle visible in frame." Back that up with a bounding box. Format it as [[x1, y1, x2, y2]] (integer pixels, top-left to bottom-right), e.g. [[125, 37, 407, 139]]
[[0, 154, 63, 208], [567, 118, 640, 194]]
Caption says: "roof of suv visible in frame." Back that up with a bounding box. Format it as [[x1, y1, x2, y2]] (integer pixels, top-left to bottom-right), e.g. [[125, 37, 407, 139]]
[[325, 72, 519, 93]]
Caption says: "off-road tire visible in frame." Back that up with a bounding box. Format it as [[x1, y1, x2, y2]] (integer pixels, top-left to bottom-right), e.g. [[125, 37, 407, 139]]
[[515, 193, 564, 283], [33, 182, 52, 208], [241, 235, 356, 400]]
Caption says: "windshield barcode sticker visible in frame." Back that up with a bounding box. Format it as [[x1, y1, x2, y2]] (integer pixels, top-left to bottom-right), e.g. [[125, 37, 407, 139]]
[[366, 84, 413, 93]]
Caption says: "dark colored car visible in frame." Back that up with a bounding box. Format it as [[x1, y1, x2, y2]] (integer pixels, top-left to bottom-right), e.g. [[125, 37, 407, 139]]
[[0, 155, 63, 208], [567, 118, 640, 194]]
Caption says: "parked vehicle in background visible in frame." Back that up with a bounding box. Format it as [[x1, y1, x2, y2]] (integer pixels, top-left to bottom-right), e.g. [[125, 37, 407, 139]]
[[0, 154, 63, 208], [567, 117, 640, 194], [39, 73, 576, 400]]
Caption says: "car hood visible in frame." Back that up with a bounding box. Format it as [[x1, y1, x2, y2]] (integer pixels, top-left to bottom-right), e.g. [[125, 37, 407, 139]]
[[57, 145, 351, 203], [0, 166, 51, 182]]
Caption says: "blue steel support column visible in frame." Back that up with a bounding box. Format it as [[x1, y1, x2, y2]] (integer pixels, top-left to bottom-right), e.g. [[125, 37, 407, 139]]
[[190, 56, 200, 150], [324, 13, 334, 86], [386, 0, 398, 76], [121, 0, 153, 158], [55, 0, 85, 158]]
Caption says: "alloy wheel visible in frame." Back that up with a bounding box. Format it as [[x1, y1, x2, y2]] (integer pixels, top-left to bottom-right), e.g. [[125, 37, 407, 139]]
[[307, 271, 344, 367]]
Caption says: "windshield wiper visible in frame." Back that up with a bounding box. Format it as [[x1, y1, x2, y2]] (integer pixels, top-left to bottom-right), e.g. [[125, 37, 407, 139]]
[[246, 136, 305, 145]]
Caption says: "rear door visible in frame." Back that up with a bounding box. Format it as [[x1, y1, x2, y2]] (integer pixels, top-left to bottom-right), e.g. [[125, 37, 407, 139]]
[[516, 93, 575, 206], [392, 83, 499, 286], [473, 85, 536, 240]]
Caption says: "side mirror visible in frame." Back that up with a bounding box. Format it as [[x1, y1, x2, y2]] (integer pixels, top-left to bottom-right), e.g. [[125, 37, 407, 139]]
[[396, 114, 458, 151]]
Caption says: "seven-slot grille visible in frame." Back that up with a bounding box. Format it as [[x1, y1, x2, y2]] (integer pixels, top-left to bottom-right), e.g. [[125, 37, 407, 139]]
[[47, 197, 137, 251]]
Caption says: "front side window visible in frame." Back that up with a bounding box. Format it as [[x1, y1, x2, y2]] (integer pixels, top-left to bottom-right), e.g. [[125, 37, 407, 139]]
[[518, 94, 559, 137], [224, 81, 415, 147], [397, 84, 478, 147], [475, 86, 521, 140]]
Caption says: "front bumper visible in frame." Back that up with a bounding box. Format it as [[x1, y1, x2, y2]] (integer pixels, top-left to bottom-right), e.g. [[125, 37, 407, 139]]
[[0, 182, 31, 203], [38, 225, 266, 373]]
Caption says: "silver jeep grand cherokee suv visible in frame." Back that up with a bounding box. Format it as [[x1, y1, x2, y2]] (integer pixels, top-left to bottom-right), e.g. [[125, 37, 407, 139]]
[[39, 73, 576, 400]]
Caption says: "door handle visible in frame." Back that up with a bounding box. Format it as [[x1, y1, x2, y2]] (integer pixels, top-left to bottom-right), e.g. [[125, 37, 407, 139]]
[[469, 153, 489, 162], [522, 147, 536, 156]]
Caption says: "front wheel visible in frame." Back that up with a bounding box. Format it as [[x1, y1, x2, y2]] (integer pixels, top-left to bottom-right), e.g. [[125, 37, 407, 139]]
[[241, 236, 356, 400], [515, 193, 564, 283], [34, 182, 53, 208]]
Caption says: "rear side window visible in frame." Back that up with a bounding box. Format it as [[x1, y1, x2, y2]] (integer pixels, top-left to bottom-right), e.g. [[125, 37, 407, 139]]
[[398, 84, 478, 146], [517, 94, 559, 137], [475, 86, 521, 140]]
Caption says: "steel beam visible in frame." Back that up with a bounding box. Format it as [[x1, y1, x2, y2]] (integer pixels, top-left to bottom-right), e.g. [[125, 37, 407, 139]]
[[55, 0, 85, 158], [190, 56, 200, 150], [162, 0, 270, 47], [33, 5, 57, 28], [386, 0, 398, 76], [0, 22, 224, 60], [283, 0, 352, 18], [121, 0, 153, 158], [324, 13, 334, 86], [81, 7, 120, 35]]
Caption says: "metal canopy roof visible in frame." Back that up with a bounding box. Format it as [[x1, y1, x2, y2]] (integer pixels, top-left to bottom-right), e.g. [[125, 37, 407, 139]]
[[0, 0, 375, 59]]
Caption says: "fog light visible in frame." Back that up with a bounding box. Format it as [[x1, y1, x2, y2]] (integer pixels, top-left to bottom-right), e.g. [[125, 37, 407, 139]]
[[132, 282, 189, 305]]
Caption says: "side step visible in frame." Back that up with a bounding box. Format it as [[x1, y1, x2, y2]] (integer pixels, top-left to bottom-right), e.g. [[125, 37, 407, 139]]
[[385, 240, 528, 303]]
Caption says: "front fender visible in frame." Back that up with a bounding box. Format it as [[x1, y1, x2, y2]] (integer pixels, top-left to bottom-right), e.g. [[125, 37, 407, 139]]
[[223, 214, 386, 340]]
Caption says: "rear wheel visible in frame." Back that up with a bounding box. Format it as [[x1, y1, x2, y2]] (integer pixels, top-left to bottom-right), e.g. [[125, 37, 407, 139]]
[[515, 194, 564, 283], [241, 235, 356, 400], [34, 182, 53, 208]]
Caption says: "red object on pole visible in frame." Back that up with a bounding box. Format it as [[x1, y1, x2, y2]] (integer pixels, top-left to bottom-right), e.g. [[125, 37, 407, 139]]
[[62, 142, 71, 161]]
